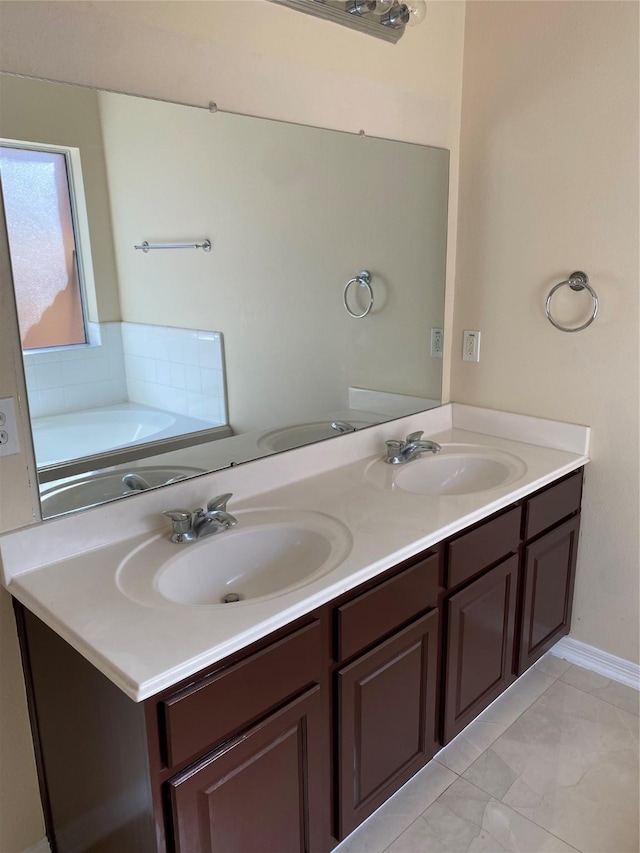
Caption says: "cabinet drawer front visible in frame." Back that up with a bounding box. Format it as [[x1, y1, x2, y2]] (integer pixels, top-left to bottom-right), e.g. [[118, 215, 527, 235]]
[[525, 469, 583, 540], [160, 620, 321, 768], [447, 506, 521, 588], [336, 551, 440, 663]]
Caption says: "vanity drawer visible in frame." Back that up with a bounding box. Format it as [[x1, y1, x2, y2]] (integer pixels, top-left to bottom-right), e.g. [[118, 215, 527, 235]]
[[446, 506, 521, 589], [524, 469, 583, 541], [159, 619, 322, 768], [336, 551, 440, 663]]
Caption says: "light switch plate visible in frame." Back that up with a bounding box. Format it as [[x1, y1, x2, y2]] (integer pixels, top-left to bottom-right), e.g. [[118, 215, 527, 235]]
[[0, 397, 21, 457]]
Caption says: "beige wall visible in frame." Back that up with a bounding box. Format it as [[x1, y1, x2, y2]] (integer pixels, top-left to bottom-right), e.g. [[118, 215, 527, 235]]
[[452, 2, 639, 663], [0, 2, 466, 848], [99, 92, 448, 432]]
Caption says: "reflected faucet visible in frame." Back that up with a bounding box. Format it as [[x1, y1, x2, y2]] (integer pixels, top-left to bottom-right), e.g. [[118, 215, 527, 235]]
[[384, 431, 441, 465], [122, 473, 152, 492], [331, 420, 357, 434], [163, 493, 238, 543]]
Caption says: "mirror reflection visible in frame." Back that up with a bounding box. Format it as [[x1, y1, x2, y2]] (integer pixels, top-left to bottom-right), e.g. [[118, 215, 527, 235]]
[[0, 73, 449, 518]]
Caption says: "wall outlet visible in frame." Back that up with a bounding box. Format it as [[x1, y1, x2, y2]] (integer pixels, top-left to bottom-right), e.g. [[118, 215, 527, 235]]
[[0, 397, 21, 457], [430, 328, 443, 358], [462, 330, 481, 362]]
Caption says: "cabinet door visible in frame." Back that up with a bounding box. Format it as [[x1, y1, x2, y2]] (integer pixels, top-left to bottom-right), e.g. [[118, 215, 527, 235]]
[[337, 609, 439, 839], [167, 686, 326, 853], [517, 515, 580, 673], [443, 554, 518, 744]]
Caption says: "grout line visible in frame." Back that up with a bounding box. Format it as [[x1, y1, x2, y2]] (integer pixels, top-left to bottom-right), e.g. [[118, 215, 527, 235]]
[[378, 768, 461, 853], [555, 669, 640, 718]]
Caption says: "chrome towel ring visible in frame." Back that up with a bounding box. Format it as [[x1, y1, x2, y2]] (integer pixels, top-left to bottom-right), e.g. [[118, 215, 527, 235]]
[[344, 270, 374, 319], [545, 271, 599, 332]]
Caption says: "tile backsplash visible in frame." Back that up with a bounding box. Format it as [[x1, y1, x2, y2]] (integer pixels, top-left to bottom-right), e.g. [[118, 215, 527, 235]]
[[23, 322, 127, 417], [121, 323, 226, 424], [23, 321, 227, 425]]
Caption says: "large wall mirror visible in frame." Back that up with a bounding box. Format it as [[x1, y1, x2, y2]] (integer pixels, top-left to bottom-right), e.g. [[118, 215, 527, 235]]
[[0, 73, 449, 519]]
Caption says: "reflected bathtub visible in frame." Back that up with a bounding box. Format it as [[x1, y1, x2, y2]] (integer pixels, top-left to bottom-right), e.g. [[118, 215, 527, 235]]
[[31, 403, 218, 468]]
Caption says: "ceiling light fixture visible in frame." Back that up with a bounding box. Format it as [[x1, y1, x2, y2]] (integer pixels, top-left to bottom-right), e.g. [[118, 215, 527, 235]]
[[270, 0, 427, 44]]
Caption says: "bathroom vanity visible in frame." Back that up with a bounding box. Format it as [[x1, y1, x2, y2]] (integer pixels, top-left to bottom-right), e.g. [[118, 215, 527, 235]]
[[1, 405, 588, 853]]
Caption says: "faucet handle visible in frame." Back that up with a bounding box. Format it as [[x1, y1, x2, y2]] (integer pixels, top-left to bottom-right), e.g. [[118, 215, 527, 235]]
[[163, 508, 194, 527], [163, 509, 198, 542], [206, 493, 233, 513], [405, 431, 424, 443]]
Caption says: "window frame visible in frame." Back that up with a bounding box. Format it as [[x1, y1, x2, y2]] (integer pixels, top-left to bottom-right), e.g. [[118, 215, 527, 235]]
[[0, 137, 98, 352]]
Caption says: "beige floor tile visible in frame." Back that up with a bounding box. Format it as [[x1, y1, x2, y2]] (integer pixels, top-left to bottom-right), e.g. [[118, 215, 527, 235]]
[[559, 663, 640, 716], [333, 761, 457, 853], [534, 653, 573, 680], [474, 680, 639, 853], [386, 777, 579, 852], [435, 668, 554, 776], [478, 668, 555, 730], [435, 718, 505, 775]]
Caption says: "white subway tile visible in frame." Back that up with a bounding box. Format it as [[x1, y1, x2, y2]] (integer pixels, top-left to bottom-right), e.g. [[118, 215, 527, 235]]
[[185, 369, 201, 393], [24, 364, 39, 392], [35, 361, 63, 390], [197, 337, 217, 367], [169, 363, 186, 390], [23, 348, 61, 365], [109, 377, 128, 402], [187, 391, 219, 423], [155, 360, 172, 386], [39, 387, 65, 415], [182, 330, 199, 366]]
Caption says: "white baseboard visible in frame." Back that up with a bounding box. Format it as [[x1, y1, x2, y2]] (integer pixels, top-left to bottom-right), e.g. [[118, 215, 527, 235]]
[[23, 839, 50, 853], [551, 637, 640, 690]]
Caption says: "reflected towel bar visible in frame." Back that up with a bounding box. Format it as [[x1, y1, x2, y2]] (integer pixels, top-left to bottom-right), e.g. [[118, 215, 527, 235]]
[[135, 240, 212, 253]]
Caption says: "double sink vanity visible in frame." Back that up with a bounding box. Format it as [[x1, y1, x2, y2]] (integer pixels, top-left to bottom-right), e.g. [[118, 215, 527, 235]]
[[0, 403, 590, 853]]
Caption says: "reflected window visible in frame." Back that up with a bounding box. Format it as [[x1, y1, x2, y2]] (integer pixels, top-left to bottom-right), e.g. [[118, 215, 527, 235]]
[[0, 144, 87, 349]]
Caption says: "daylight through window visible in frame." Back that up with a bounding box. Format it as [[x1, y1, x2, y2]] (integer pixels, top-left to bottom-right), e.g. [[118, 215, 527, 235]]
[[0, 144, 87, 349]]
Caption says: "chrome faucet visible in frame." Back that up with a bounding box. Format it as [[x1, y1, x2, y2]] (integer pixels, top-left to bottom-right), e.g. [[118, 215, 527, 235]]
[[122, 472, 152, 492], [384, 431, 441, 465], [331, 420, 357, 434], [163, 493, 238, 543]]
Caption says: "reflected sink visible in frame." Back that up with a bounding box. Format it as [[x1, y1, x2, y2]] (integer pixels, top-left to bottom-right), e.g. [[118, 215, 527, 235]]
[[366, 444, 527, 496], [116, 509, 352, 608], [40, 465, 205, 516], [257, 421, 371, 453]]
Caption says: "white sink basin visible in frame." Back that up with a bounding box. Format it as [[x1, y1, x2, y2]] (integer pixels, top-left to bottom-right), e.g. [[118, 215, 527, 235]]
[[257, 421, 371, 452], [39, 465, 206, 516], [116, 509, 352, 608], [366, 444, 527, 496]]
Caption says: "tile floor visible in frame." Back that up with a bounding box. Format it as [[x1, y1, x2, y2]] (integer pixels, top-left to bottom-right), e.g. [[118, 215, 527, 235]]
[[334, 653, 640, 853]]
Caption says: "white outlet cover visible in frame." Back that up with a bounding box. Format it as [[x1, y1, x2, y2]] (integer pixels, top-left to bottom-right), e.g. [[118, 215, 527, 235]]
[[430, 328, 443, 358], [0, 397, 21, 457], [462, 330, 481, 362]]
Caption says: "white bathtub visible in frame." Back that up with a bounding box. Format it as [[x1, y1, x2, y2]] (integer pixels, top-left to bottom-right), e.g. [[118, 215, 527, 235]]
[[31, 403, 220, 467]]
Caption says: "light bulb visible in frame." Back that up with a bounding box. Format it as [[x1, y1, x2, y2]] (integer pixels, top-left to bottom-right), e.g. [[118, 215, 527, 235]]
[[373, 0, 395, 13], [347, 0, 376, 14], [405, 0, 427, 26]]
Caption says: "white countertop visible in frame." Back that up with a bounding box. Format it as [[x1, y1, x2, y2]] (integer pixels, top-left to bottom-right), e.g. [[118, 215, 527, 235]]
[[0, 404, 590, 702]]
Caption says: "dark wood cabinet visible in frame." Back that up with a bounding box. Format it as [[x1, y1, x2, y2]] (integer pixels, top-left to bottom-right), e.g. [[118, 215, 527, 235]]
[[167, 686, 325, 853], [337, 609, 439, 838], [442, 554, 518, 743], [517, 512, 580, 673], [15, 467, 584, 853]]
